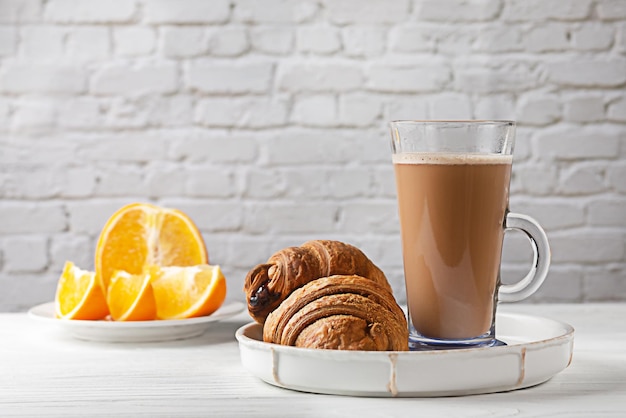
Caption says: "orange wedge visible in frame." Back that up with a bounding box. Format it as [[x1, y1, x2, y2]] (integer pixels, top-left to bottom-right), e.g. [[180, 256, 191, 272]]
[[95, 203, 208, 295], [55, 261, 109, 320], [151, 265, 227, 320], [107, 270, 157, 321]]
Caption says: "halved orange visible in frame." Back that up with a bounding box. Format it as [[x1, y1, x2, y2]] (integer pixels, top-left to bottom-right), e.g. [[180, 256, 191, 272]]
[[95, 203, 208, 295], [55, 261, 109, 320], [107, 270, 157, 321], [151, 265, 227, 320]]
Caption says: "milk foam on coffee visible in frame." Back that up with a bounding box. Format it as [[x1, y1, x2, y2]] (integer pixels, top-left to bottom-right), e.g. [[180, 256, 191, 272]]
[[393, 152, 512, 340]]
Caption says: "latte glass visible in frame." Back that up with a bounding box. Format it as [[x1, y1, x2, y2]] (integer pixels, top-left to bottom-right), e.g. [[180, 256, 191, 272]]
[[389, 120, 550, 350]]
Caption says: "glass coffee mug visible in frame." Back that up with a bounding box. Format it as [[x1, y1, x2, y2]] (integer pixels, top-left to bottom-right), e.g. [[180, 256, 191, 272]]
[[389, 120, 550, 350]]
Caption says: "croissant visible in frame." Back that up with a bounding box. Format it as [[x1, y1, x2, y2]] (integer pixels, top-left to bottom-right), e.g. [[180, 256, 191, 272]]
[[244, 240, 392, 324], [264, 275, 408, 351]]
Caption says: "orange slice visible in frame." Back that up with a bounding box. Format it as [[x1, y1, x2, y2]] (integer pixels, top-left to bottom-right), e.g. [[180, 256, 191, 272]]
[[151, 265, 227, 320], [107, 270, 157, 321], [55, 261, 109, 320], [95, 203, 208, 295]]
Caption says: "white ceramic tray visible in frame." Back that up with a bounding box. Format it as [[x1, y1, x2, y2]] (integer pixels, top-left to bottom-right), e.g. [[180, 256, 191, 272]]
[[29, 301, 244, 343], [236, 312, 574, 397]]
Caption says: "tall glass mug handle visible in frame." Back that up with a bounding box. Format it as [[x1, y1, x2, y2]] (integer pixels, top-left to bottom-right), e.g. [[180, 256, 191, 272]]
[[499, 212, 551, 302]]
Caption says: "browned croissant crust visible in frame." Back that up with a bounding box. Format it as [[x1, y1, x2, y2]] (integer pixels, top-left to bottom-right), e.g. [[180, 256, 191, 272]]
[[244, 240, 392, 324], [264, 275, 409, 351]]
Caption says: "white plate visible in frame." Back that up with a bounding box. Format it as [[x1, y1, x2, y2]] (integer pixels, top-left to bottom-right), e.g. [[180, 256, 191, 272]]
[[236, 312, 574, 397], [29, 301, 245, 343]]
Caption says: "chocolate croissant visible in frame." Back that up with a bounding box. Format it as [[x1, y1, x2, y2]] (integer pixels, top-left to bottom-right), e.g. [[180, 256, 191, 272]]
[[264, 275, 408, 351], [244, 240, 391, 324]]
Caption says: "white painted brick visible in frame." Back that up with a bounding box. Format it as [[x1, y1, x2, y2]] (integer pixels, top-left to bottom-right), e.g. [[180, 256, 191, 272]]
[[0, 202, 66, 233], [510, 201, 585, 230], [234, 0, 318, 23], [297, 25, 341, 55], [596, 0, 626, 20], [244, 169, 285, 199], [104, 97, 148, 129], [66, 27, 110, 62], [2, 236, 47, 273], [266, 131, 351, 165], [208, 27, 249, 57], [551, 233, 624, 263], [250, 27, 294, 55], [144, 0, 229, 23], [367, 65, 450, 93], [161, 27, 207, 58], [113, 27, 155, 56], [501, 229, 534, 263], [62, 167, 97, 198], [619, 24, 626, 53], [535, 127, 620, 160], [170, 134, 258, 163], [324, 0, 409, 24], [563, 96, 605, 123], [46, 0, 136, 23], [455, 62, 538, 93], [372, 167, 396, 198], [502, 0, 592, 21], [12, 99, 56, 131], [417, 0, 501, 22], [160, 199, 243, 232], [607, 163, 626, 193], [587, 199, 626, 227], [474, 94, 516, 120], [19, 26, 64, 60], [186, 167, 236, 198], [328, 168, 372, 198], [339, 93, 381, 127], [340, 202, 398, 233], [146, 96, 194, 127], [584, 267, 626, 301], [342, 26, 386, 57], [527, 268, 583, 303], [389, 25, 432, 53], [437, 28, 474, 55], [278, 64, 363, 92], [524, 23, 569, 52], [513, 164, 558, 196], [91, 63, 178, 95], [512, 128, 533, 162], [0, 26, 16, 56], [49, 234, 93, 272], [517, 95, 561, 126], [2, 168, 60, 198], [548, 59, 626, 88], [0, 99, 10, 127], [282, 168, 329, 199], [243, 203, 337, 234], [145, 162, 186, 197], [559, 165, 607, 195], [0, 63, 85, 94], [66, 200, 134, 234], [187, 62, 272, 94], [571, 23, 615, 50], [194, 98, 288, 128], [607, 97, 626, 122], [77, 134, 167, 162], [291, 94, 337, 127], [0, 0, 41, 22], [58, 98, 103, 129], [473, 26, 523, 52], [429, 93, 472, 119], [385, 97, 429, 121], [94, 165, 145, 196]]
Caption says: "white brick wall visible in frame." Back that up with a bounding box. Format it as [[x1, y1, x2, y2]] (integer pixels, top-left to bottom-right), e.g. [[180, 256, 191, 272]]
[[1, 0, 625, 311]]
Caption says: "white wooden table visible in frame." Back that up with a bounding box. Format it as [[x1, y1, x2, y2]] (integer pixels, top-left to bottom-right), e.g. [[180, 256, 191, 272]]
[[1, 303, 624, 417]]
